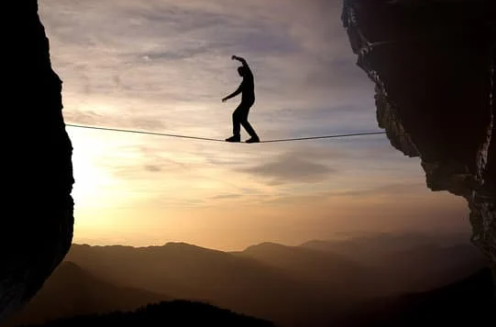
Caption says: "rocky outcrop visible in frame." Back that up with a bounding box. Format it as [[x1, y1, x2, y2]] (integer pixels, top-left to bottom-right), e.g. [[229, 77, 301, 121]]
[[0, 1, 74, 323], [342, 0, 496, 278]]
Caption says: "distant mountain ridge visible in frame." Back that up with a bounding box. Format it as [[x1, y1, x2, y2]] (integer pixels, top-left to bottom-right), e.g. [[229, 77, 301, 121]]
[[3, 262, 169, 327], [64, 242, 318, 327], [236, 242, 376, 300], [8, 234, 490, 327], [300, 234, 488, 293]]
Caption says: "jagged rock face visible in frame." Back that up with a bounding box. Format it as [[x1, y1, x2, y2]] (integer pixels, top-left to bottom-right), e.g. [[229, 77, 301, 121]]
[[0, 1, 74, 323], [342, 0, 496, 274]]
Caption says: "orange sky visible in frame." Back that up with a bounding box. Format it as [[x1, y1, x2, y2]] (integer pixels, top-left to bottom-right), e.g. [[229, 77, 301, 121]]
[[40, 0, 472, 251]]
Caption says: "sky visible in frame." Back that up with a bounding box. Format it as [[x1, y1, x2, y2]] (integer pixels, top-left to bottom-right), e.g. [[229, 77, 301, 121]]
[[39, 0, 471, 251]]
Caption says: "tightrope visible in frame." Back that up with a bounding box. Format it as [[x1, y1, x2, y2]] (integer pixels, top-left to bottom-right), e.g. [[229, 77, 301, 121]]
[[65, 123, 386, 143]]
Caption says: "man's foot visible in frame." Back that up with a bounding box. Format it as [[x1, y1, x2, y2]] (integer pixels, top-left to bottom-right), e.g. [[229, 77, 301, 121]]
[[225, 135, 241, 142], [246, 136, 260, 143]]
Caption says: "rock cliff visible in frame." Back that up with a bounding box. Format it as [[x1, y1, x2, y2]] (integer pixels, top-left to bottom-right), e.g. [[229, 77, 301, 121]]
[[0, 1, 74, 322], [342, 0, 496, 278]]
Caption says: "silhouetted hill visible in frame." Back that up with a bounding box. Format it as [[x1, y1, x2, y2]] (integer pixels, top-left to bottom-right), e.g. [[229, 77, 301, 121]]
[[301, 232, 470, 262], [64, 243, 321, 327], [3, 262, 169, 327], [301, 234, 488, 294], [59, 236, 490, 327], [237, 242, 374, 299], [335, 268, 496, 327], [19, 301, 277, 327]]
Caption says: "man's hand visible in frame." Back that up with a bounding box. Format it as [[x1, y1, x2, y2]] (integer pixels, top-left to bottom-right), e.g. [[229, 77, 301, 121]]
[[222, 97, 228, 103]]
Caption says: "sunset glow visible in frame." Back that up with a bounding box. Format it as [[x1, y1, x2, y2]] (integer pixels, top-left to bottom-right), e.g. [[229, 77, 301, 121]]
[[40, 0, 471, 250]]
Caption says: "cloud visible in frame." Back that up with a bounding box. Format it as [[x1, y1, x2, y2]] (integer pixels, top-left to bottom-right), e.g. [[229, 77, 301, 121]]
[[64, 109, 167, 131], [326, 182, 428, 198], [242, 150, 338, 185], [144, 165, 162, 173], [211, 194, 244, 200]]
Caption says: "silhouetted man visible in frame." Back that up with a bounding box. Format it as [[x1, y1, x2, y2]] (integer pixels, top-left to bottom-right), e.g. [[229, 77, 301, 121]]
[[222, 55, 260, 143]]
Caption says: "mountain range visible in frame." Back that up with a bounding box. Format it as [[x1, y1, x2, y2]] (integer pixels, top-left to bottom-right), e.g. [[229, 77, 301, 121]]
[[4, 233, 491, 327]]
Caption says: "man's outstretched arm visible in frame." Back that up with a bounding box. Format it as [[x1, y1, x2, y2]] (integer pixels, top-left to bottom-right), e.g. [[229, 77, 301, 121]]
[[222, 83, 242, 102]]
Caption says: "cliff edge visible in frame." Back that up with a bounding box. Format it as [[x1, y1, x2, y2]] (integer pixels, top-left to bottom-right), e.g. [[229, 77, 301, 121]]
[[0, 1, 75, 322], [342, 0, 496, 279]]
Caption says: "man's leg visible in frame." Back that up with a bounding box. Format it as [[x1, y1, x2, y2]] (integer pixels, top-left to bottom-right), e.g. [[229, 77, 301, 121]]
[[226, 105, 242, 142], [239, 103, 259, 143], [241, 119, 258, 139], [233, 106, 242, 137]]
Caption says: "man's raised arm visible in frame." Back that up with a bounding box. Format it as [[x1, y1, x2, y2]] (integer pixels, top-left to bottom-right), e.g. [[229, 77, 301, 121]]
[[232, 55, 252, 75]]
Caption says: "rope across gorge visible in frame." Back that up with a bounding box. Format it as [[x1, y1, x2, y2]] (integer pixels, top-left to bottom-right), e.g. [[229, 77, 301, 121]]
[[65, 123, 387, 144]]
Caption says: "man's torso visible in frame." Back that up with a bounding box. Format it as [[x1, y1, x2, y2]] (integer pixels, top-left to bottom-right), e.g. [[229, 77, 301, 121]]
[[241, 74, 255, 103]]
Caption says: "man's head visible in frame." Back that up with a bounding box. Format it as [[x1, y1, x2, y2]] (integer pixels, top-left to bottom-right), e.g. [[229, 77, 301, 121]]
[[237, 66, 246, 77]]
